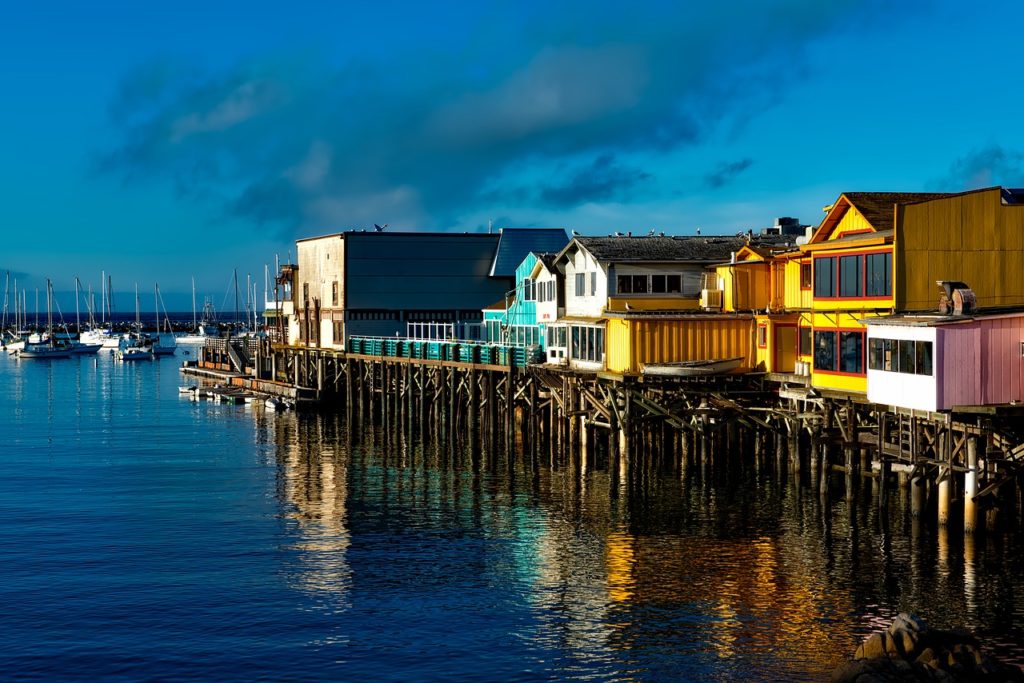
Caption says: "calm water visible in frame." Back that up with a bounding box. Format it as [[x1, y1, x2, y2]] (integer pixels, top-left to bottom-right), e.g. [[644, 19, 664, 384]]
[[1, 351, 1023, 681]]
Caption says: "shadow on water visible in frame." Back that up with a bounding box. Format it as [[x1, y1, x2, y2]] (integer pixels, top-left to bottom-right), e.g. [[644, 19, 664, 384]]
[[265, 408, 1024, 681]]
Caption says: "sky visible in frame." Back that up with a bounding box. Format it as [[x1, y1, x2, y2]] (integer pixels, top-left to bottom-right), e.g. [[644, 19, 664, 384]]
[[0, 0, 1021, 312]]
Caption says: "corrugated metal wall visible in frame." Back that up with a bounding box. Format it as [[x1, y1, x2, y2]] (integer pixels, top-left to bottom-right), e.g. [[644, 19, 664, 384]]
[[607, 316, 754, 374]]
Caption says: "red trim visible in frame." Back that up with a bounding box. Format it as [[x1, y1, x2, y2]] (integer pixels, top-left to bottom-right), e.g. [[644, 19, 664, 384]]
[[799, 261, 812, 291], [797, 325, 813, 357], [812, 249, 892, 301], [812, 326, 866, 376], [832, 228, 874, 238]]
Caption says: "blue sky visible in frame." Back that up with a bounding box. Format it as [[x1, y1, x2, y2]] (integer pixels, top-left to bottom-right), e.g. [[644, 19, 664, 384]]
[[0, 1, 1020, 310]]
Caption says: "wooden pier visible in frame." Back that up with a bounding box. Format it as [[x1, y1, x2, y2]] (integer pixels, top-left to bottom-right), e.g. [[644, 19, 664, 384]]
[[191, 337, 1024, 537]]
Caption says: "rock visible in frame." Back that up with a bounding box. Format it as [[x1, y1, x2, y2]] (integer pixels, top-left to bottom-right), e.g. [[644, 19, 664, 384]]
[[857, 632, 891, 660], [890, 613, 929, 636]]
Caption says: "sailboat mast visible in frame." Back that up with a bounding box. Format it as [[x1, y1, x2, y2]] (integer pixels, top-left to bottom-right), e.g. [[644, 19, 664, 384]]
[[192, 277, 197, 330], [233, 268, 239, 333], [2, 271, 8, 331], [35, 288, 39, 330], [46, 279, 52, 343], [75, 277, 81, 332]]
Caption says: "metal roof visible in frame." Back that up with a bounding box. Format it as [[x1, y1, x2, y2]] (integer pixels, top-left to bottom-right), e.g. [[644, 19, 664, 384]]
[[490, 228, 570, 277]]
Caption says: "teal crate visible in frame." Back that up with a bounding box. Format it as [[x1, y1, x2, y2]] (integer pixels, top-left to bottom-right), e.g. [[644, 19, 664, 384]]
[[458, 344, 479, 364], [347, 338, 362, 354], [496, 346, 510, 366], [384, 339, 398, 357], [478, 346, 495, 365], [369, 339, 383, 356], [426, 341, 442, 360], [511, 347, 527, 367], [410, 341, 424, 359]]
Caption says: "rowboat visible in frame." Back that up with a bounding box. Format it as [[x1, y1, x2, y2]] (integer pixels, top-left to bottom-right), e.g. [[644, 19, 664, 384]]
[[641, 356, 745, 377]]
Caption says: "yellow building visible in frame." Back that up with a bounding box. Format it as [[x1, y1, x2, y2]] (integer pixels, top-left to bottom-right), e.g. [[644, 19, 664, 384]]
[[802, 192, 952, 394]]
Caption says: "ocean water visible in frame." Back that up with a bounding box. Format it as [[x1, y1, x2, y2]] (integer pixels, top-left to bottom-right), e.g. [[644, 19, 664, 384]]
[[1, 350, 1023, 681]]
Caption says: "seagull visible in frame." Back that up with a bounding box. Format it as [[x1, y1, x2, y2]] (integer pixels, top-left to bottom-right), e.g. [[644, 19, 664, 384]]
[[571, 229, 580, 236], [648, 228, 656, 236], [624, 302, 632, 311], [374, 223, 388, 232], [614, 231, 624, 237]]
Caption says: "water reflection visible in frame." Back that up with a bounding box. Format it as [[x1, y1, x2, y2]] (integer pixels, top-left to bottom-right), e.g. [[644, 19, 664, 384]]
[[259, 410, 1024, 680]]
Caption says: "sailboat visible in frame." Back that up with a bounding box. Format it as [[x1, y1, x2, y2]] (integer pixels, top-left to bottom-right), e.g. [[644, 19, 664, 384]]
[[80, 272, 120, 349], [176, 278, 218, 344], [115, 284, 153, 361], [67, 277, 101, 354], [18, 280, 71, 359], [147, 283, 177, 356]]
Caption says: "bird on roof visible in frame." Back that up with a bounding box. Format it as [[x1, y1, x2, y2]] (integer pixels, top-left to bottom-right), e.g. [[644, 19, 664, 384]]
[[374, 223, 388, 232], [648, 228, 655, 236], [571, 229, 580, 236], [624, 302, 632, 311], [614, 231, 624, 237]]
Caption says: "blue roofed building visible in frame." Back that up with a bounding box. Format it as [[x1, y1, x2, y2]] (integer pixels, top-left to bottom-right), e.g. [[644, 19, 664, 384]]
[[285, 226, 569, 348]]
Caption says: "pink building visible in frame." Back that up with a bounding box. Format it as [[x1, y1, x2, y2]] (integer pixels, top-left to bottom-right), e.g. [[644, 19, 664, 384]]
[[866, 309, 1024, 412]]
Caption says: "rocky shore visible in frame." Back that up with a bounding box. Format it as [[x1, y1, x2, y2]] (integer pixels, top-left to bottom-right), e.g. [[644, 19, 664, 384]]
[[832, 613, 1024, 682]]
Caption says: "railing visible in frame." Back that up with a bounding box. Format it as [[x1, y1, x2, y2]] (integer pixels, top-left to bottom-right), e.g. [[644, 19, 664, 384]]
[[347, 335, 542, 368]]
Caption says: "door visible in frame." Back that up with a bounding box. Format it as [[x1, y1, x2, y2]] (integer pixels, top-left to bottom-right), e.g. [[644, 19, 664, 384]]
[[774, 324, 797, 373]]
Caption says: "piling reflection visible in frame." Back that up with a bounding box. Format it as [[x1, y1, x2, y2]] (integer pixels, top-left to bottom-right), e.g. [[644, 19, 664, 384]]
[[259, 409, 1024, 678]]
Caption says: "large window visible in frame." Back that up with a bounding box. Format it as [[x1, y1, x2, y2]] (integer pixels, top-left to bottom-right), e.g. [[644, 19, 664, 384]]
[[616, 273, 684, 295], [575, 273, 586, 297], [839, 331, 864, 373], [839, 256, 862, 297], [569, 325, 604, 362], [814, 330, 837, 371], [523, 279, 536, 301], [869, 337, 933, 376], [590, 272, 597, 296], [814, 257, 836, 297], [866, 252, 892, 297], [617, 275, 632, 294]]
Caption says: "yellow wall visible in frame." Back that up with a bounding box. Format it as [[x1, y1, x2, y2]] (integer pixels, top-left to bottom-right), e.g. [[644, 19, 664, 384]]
[[829, 204, 873, 239], [606, 316, 755, 375], [715, 262, 770, 312], [754, 314, 800, 372], [782, 258, 812, 309], [606, 297, 700, 312], [898, 188, 1024, 309]]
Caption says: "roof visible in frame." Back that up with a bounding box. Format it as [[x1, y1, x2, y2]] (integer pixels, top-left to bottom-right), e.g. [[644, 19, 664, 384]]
[[864, 305, 1024, 327], [564, 235, 750, 264], [483, 296, 512, 311], [842, 192, 955, 232], [533, 252, 558, 272], [490, 228, 570, 277]]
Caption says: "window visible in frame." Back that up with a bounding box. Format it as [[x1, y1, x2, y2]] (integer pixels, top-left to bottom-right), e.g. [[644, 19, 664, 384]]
[[814, 331, 837, 371], [915, 340, 933, 376], [332, 320, 343, 341], [800, 262, 812, 289], [839, 256, 862, 297], [331, 281, 339, 306], [868, 338, 884, 370], [590, 271, 597, 296], [632, 275, 648, 294], [866, 252, 892, 297], [569, 325, 603, 362], [898, 339, 916, 374], [523, 278, 535, 301], [302, 283, 309, 305], [757, 324, 768, 348], [883, 339, 896, 371], [799, 327, 812, 356], [617, 275, 632, 294], [571, 326, 580, 357], [667, 275, 682, 293], [652, 275, 667, 293], [839, 331, 864, 373], [575, 273, 586, 296], [814, 257, 836, 297]]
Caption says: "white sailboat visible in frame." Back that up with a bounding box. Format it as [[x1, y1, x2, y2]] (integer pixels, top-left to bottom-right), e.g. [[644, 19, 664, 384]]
[[115, 284, 153, 361], [176, 278, 217, 344], [148, 283, 177, 356], [80, 272, 120, 349], [18, 280, 71, 359]]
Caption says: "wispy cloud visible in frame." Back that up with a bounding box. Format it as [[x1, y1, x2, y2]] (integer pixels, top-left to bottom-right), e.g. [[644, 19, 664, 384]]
[[96, 1, 907, 236], [704, 158, 754, 189], [931, 145, 1024, 190]]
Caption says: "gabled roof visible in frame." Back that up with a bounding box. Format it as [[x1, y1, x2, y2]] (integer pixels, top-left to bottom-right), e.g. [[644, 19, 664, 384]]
[[811, 192, 954, 243], [490, 228, 570, 277], [559, 235, 749, 264]]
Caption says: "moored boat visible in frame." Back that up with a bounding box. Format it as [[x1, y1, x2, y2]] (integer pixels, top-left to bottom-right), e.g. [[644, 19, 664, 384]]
[[641, 356, 745, 377]]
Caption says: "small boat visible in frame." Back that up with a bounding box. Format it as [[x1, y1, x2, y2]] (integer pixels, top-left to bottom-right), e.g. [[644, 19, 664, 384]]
[[116, 345, 153, 361], [178, 385, 197, 394], [69, 340, 103, 355], [264, 397, 291, 411], [19, 340, 72, 359], [641, 356, 745, 377]]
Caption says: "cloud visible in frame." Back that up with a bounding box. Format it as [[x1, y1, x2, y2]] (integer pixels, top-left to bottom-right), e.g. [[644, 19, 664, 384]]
[[97, 1, 908, 236], [704, 158, 754, 189], [931, 145, 1024, 190], [541, 154, 651, 207]]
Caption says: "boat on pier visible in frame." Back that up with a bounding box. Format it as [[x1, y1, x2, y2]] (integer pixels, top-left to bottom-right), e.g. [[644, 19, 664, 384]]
[[640, 356, 745, 377]]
